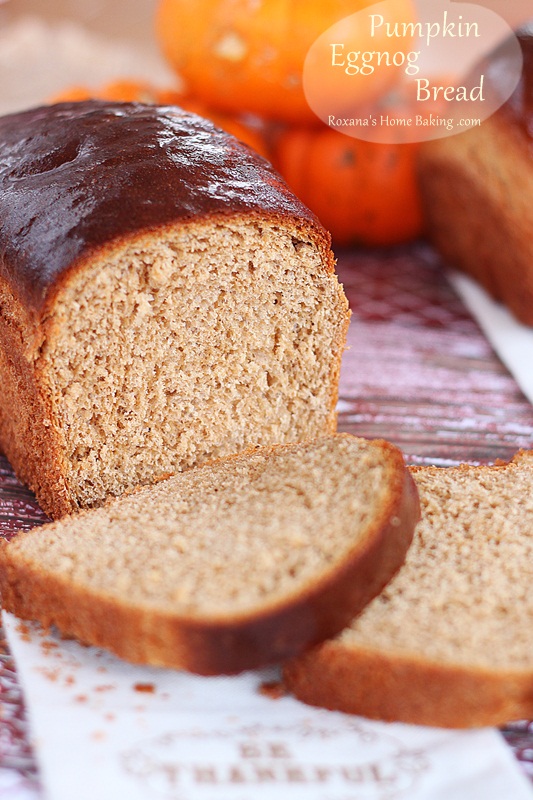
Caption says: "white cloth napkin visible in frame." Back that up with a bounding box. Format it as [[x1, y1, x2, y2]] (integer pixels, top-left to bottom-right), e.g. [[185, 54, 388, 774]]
[[449, 271, 533, 407], [4, 612, 532, 800]]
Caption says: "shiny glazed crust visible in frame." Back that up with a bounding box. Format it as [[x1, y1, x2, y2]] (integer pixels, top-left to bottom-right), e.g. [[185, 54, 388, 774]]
[[0, 437, 420, 675], [0, 101, 331, 315], [0, 101, 345, 519]]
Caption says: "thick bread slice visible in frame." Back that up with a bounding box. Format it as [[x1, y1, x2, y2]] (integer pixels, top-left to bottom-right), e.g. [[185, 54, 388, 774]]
[[0, 434, 419, 676], [417, 30, 533, 325], [284, 452, 533, 728]]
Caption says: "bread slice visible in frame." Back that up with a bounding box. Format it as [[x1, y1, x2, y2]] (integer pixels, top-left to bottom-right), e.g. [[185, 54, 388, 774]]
[[0, 100, 349, 519], [418, 30, 533, 325], [284, 452, 533, 728], [0, 434, 419, 676]]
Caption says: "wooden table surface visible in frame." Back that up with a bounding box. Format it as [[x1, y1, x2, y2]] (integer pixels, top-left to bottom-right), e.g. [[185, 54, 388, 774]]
[[2, 242, 533, 795]]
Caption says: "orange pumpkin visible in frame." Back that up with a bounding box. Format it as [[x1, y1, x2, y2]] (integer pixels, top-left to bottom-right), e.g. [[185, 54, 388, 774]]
[[155, 0, 416, 124], [273, 125, 422, 246], [52, 79, 182, 106], [49, 85, 94, 103]]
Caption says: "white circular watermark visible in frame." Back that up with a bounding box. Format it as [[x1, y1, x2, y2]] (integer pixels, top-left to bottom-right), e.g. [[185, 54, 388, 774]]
[[303, 0, 523, 143]]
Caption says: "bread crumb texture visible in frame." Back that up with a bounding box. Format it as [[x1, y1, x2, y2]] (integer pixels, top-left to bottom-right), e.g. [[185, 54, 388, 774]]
[[339, 454, 533, 669], [41, 219, 347, 510], [3, 436, 396, 618]]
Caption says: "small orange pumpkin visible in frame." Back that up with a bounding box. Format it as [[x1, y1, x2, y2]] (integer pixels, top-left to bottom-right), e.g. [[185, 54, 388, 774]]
[[50, 80, 167, 105], [272, 125, 422, 246]]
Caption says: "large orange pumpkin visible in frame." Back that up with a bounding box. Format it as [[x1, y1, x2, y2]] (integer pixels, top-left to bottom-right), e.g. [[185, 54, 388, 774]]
[[273, 125, 422, 246], [156, 0, 416, 124]]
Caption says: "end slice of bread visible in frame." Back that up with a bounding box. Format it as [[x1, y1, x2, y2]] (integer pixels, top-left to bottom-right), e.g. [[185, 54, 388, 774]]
[[284, 452, 533, 728], [0, 434, 419, 675]]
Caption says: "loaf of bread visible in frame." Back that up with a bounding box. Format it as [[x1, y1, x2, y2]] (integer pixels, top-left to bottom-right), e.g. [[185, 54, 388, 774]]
[[0, 434, 419, 675], [0, 100, 349, 519], [284, 451, 533, 728], [418, 29, 533, 325]]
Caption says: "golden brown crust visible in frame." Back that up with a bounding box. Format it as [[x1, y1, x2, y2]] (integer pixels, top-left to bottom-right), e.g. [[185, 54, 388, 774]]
[[0, 280, 73, 518], [283, 642, 533, 729], [495, 30, 533, 144], [0, 436, 419, 675], [418, 30, 533, 326], [418, 114, 533, 325]]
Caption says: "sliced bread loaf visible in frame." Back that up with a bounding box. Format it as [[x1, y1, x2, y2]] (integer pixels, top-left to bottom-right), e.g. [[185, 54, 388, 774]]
[[284, 452, 533, 728], [0, 434, 419, 675], [0, 100, 349, 520]]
